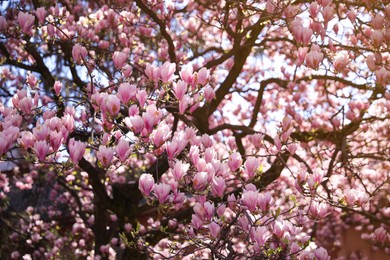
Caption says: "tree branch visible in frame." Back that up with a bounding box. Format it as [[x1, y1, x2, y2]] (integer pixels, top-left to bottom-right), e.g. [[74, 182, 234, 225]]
[[133, 0, 177, 64]]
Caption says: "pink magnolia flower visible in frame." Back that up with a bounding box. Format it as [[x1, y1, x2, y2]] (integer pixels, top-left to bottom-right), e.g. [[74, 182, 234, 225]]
[[68, 138, 86, 165], [273, 135, 282, 151], [0, 126, 19, 155], [116, 138, 132, 162], [313, 247, 330, 260], [35, 7, 47, 24], [124, 223, 133, 232], [128, 104, 139, 117], [105, 94, 121, 116], [12, 89, 27, 107], [138, 173, 155, 196], [375, 67, 390, 86], [297, 47, 308, 66], [307, 170, 325, 191], [98, 40, 109, 49], [194, 201, 214, 221], [191, 214, 203, 229], [282, 115, 292, 130], [291, 26, 305, 42], [200, 134, 214, 148], [136, 89, 147, 108], [180, 65, 194, 84], [49, 131, 63, 152], [258, 192, 272, 212], [72, 44, 87, 64], [344, 189, 368, 206], [166, 138, 186, 160], [47, 24, 55, 37], [319, 1, 332, 8], [333, 24, 339, 34], [112, 51, 128, 69], [193, 202, 206, 220], [322, 5, 334, 23], [18, 96, 34, 114], [18, 12, 35, 34], [347, 10, 356, 22], [371, 14, 384, 30], [287, 143, 298, 155], [183, 127, 196, 140], [309, 2, 319, 17], [179, 95, 190, 115], [371, 30, 383, 48], [189, 145, 200, 165], [251, 226, 270, 247], [205, 163, 216, 180], [290, 242, 301, 254], [228, 152, 242, 172], [117, 83, 136, 104], [125, 116, 144, 134], [142, 104, 161, 134], [333, 51, 349, 72], [151, 123, 170, 147], [122, 64, 133, 77], [203, 147, 215, 163], [366, 54, 378, 72], [160, 61, 176, 83], [172, 160, 190, 181], [58, 126, 68, 141], [273, 220, 286, 239], [238, 215, 249, 231], [173, 192, 186, 209], [33, 124, 49, 141], [196, 67, 209, 86], [373, 227, 388, 243], [216, 204, 226, 217], [193, 171, 208, 191], [27, 74, 38, 88], [97, 145, 114, 168], [306, 50, 324, 69], [290, 19, 303, 42], [250, 133, 264, 149], [243, 157, 260, 179], [18, 131, 36, 149], [62, 114, 75, 132], [10, 252, 20, 259], [241, 190, 259, 211], [145, 63, 160, 82], [0, 134, 12, 155], [91, 92, 104, 110], [203, 86, 215, 102], [244, 183, 257, 192], [4, 113, 22, 128], [33, 140, 50, 161], [309, 201, 331, 218], [203, 201, 215, 221], [211, 176, 226, 198], [348, 100, 369, 111], [302, 28, 313, 45], [173, 80, 187, 100], [227, 194, 236, 209], [53, 81, 62, 95], [154, 183, 171, 204], [209, 222, 221, 238]]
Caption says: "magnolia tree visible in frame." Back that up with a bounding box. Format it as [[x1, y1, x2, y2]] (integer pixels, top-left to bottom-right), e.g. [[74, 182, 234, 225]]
[[0, 0, 389, 259]]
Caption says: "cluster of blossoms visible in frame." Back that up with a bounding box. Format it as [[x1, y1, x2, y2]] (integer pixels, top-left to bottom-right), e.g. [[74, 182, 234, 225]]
[[0, 0, 389, 259]]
